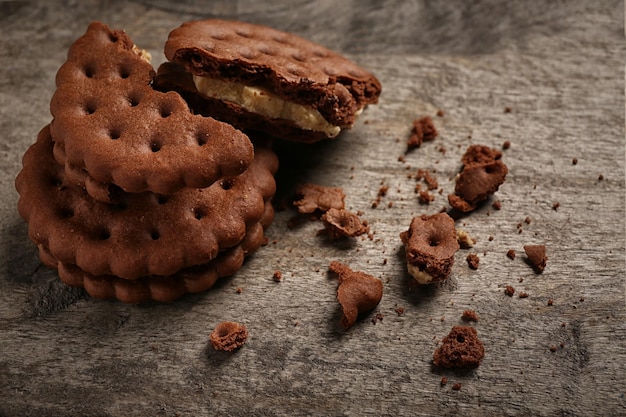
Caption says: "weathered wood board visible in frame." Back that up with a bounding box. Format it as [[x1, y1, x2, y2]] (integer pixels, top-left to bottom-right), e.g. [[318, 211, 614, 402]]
[[1, 1, 624, 416]]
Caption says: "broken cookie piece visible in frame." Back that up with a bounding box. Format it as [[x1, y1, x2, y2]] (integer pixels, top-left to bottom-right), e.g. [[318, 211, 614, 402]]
[[448, 145, 508, 213], [210, 321, 248, 352], [524, 244, 547, 273], [433, 326, 485, 368], [293, 183, 345, 214], [329, 261, 383, 329], [400, 213, 460, 284], [321, 208, 369, 240]]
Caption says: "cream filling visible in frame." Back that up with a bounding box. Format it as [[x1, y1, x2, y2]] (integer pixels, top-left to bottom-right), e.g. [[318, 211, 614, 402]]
[[407, 263, 435, 285], [132, 45, 152, 62], [193, 75, 342, 137]]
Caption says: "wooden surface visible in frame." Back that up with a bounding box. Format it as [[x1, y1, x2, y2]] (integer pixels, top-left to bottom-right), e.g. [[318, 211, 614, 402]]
[[1, 1, 625, 416]]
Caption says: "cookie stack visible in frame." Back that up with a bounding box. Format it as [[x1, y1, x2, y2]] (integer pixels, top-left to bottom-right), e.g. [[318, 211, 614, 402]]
[[15, 22, 277, 303], [16, 20, 381, 303]]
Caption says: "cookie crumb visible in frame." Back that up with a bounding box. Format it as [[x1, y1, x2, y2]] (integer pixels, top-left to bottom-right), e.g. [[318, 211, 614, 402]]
[[461, 309, 479, 322], [236, 287, 243, 294], [552, 202, 560, 211], [506, 249, 516, 260], [492, 200, 502, 210], [448, 145, 508, 213], [272, 270, 283, 282], [440, 377, 448, 386], [547, 299, 554, 306], [418, 190, 435, 204], [519, 292, 529, 298], [505, 286, 515, 297], [452, 383, 462, 391], [294, 183, 345, 214], [572, 158, 578, 165], [400, 213, 460, 284], [436, 109, 445, 117], [466, 253, 480, 270], [502, 141, 511, 150], [524, 244, 547, 273], [433, 326, 484, 368], [456, 229, 476, 249], [394, 306, 405, 316], [416, 169, 439, 190], [549, 345, 557, 352], [321, 208, 369, 240], [209, 322, 248, 352], [598, 174, 604, 181], [504, 107, 512, 113], [371, 312, 384, 324], [407, 116, 438, 149]]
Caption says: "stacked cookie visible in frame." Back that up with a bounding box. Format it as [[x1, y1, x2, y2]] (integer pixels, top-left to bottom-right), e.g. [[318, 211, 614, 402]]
[[16, 20, 381, 303], [15, 22, 278, 303]]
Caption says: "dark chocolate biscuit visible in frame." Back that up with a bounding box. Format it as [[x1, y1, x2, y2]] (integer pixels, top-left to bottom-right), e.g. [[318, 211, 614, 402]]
[[39, 215, 271, 304], [50, 22, 254, 195], [400, 213, 460, 284], [162, 19, 381, 142], [16, 125, 277, 279]]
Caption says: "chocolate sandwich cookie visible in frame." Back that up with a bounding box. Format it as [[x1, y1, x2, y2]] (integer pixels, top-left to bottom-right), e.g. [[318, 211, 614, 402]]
[[37, 206, 273, 303], [161, 19, 381, 142], [16, 125, 277, 280], [50, 22, 254, 196]]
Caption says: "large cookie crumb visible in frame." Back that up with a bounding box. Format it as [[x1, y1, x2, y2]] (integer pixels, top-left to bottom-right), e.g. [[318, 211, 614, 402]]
[[448, 145, 508, 213], [524, 244, 547, 273], [466, 253, 480, 270], [210, 321, 248, 352], [400, 213, 459, 284], [433, 326, 485, 368], [293, 183, 345, 214], [321, 208, 369, 240], [329, 261, 383, 329], [461, 310, 479, 322], [407, 116, 438, 150]]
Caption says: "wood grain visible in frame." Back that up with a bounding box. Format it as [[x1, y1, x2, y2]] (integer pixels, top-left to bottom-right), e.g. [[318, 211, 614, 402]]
[[1, 1, 624, 416]]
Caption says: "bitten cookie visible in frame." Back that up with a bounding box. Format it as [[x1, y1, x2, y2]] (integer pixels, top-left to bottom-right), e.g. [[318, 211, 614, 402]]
[[50, 21, 254, 196], [161, 19, 382, 142], [400, 213, 460, 284], [329, 261, 383, 329]]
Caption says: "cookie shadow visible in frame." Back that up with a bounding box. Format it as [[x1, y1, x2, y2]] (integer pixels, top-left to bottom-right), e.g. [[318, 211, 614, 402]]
[[271, 137, 343, 203], [2, 219, 41, 285]]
